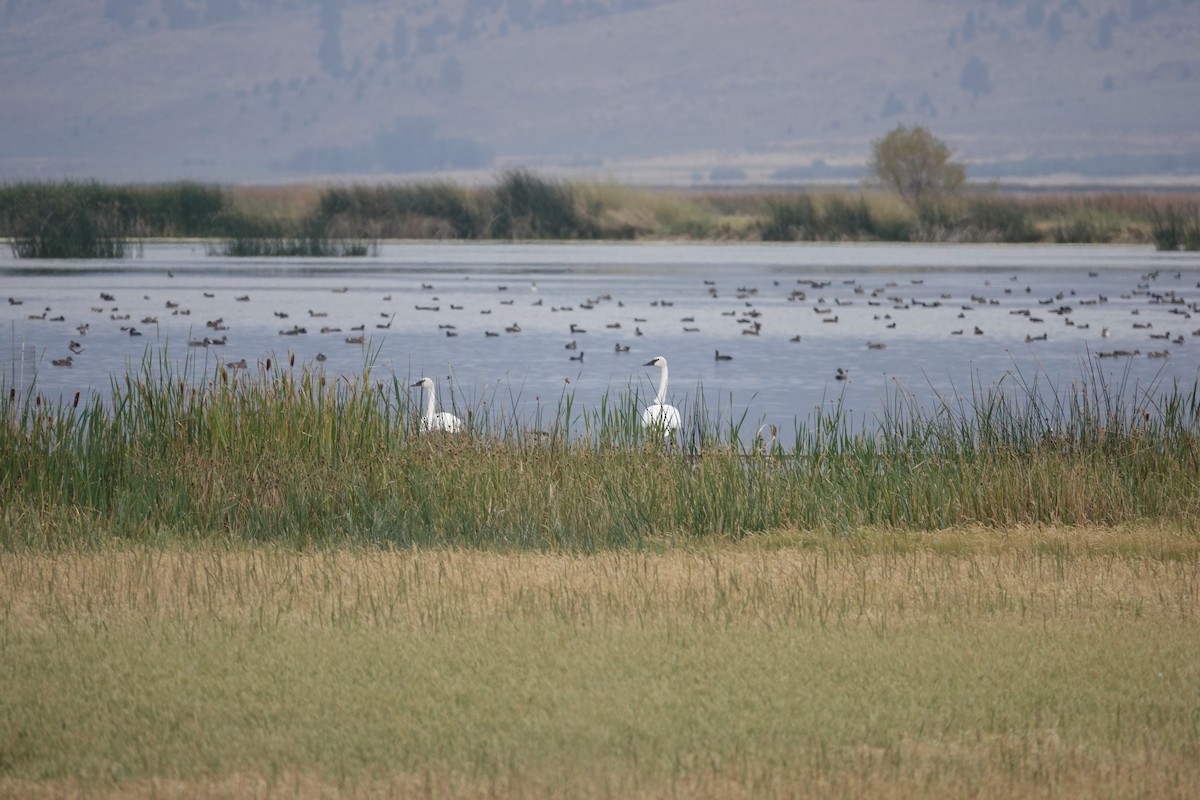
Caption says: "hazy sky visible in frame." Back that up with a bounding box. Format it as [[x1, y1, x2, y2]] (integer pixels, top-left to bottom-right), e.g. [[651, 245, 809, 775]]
[[2, 0, 1198, 184]]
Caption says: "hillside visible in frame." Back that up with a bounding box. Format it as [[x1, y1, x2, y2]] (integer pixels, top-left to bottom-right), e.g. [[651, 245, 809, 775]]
[[2, 0, 1199, 185]]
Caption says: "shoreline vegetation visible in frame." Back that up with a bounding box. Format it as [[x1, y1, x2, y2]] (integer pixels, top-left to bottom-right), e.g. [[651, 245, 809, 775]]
[[4, 350, 1198, 550], [2, 173, 1200, 258]]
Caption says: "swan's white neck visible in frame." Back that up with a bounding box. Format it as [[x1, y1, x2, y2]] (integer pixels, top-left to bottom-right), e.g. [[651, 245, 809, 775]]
[[422, 384, 436, 426], [653, 363, 668, 405]]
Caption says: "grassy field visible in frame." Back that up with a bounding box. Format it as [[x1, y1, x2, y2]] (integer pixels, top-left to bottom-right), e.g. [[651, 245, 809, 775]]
[[3, 355, 1199, 796], [2, 529, 1198, 798]]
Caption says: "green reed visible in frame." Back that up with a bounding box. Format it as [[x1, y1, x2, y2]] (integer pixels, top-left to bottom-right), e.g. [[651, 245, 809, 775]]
[[2, 350, 1198, 550], [208, 214, 375, 257], [2, 181, 140, 258], [1152, 202, 1200, 251], [0, 180, 226, 257]]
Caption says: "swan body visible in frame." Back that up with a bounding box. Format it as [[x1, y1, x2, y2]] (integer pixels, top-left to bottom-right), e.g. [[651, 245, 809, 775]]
[[412, 377, 464, 433], [641, 356, 681, 437]]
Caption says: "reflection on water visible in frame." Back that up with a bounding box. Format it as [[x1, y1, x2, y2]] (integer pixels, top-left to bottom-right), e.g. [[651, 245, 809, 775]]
[[3, 242, 1199, 439]]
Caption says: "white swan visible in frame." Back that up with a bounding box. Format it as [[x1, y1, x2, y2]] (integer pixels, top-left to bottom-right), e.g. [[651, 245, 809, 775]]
[[641, 356, 681, 437], [411, 377, 464, 433], [753, 423, 778, 456]]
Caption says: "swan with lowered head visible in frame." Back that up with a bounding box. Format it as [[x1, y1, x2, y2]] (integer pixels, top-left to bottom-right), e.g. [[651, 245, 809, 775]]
[[754, 423, 778, 456], [411, 377, 464, 433], [641, 356, 681, 437]]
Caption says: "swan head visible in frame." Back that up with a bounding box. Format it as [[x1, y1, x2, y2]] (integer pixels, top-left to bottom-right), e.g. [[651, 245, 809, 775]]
[[643, 356, 667, 369], [411, 377, 434, 390]]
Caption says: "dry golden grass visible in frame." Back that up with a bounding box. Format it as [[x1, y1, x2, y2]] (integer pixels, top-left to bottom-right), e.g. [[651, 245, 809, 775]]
[[4, 746, 1199, 800], [223, 184, 323, 223], [2, 526, 1198, 799], [4, 525, 1196, 632]]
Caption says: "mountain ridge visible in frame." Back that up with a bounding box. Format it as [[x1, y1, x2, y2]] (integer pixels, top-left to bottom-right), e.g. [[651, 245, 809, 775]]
[[2, 0, 1198, 185]]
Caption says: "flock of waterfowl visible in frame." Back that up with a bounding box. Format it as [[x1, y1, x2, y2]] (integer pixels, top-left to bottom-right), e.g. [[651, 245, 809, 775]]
[[6, 260, 1198, 432]]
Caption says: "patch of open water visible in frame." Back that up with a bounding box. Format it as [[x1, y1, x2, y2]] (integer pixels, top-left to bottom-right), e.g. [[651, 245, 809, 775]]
[[4, 242, 1199, 439]]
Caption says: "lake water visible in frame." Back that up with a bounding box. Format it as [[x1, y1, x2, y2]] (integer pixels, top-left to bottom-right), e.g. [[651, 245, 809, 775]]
[[4, 242, 1200, 438]]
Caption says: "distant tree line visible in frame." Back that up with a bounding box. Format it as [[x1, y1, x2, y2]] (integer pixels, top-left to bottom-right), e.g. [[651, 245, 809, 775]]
[[3, 158, 1198, 258]]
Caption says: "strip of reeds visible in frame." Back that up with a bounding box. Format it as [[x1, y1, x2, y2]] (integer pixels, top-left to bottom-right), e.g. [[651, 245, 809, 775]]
[[5, 177, 1199, 253], [205, 215, 375, 257], [1151, 202, 1200, 251], [3, 349, 1198, 550], [0, 180, 225, 257]]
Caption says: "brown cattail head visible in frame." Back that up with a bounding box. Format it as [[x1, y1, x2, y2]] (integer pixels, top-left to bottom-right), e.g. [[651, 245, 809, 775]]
[[266, 357, 272, 371], [73, 391, 80, 408]]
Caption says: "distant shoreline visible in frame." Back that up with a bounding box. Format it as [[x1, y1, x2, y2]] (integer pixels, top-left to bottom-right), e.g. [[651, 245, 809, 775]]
[[2, 175, 1198, 253]]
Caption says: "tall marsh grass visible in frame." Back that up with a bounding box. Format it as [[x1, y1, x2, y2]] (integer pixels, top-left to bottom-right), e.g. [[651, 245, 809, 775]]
[[1, 181, 141, 258], [1152, 202, 1200, 251], [207, 215, 374, 257], [0, 180, 225, 257], [3, 350, 1198, 550], [318, 181, 484, 239], [760, 192, 910, 241]]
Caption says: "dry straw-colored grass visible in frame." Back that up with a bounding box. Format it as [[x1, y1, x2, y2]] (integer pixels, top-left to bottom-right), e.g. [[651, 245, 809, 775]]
[[3, 525, 1198, 632], [2, 527, 1198, 799]]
